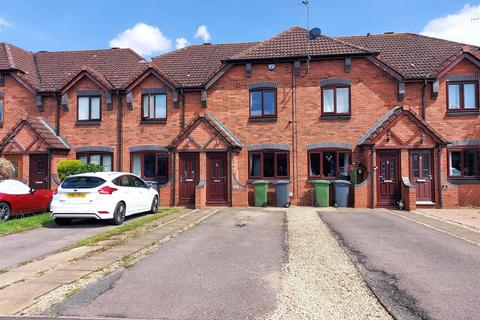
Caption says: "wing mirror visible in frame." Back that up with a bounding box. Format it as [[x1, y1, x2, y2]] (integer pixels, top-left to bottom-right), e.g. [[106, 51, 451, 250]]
[[29, 187, 35, 194]]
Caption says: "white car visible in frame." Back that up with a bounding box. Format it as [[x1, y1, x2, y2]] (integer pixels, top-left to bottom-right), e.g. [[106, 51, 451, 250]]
[[50, 172, 159, 225]]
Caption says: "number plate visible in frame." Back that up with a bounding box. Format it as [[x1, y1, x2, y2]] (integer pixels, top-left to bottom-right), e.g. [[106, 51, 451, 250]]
[[67, 193, 87, 198]]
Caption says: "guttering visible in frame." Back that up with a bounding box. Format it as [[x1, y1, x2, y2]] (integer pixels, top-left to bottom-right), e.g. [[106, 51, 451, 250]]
[[222, 52, 378, 64]]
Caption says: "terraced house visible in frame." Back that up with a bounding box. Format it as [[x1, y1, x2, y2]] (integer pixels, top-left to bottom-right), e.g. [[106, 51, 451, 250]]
[[0, 27, 479, 209]]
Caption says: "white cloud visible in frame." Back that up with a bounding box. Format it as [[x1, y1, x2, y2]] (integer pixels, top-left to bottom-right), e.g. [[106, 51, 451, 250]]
[[0, 17, 12, 30], [175, 37, 190, 49], [110, 23, 171, 56], [421, 4, 480, 45], [194, 25, 211, 43]]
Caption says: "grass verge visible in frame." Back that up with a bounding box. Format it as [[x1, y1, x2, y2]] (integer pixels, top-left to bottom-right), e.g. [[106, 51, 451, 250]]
[[0, 212, 52, 236], [71, 208, 179, 249]]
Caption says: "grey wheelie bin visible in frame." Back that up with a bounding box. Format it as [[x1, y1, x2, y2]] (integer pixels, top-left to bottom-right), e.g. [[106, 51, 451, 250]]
[[333, 180, 351, 207], [274, 180, 290, 207]]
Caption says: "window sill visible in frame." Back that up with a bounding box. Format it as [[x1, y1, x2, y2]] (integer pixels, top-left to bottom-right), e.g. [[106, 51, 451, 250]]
[[247, 178, 290, 183], [446, 111, 480, 117], [140, 119, 167, 124], [307, 177, 349, 183], [320, 114, 351, 120], [248, 117, 277, 123], [75, 121, 101, 126], [447, 178, 480, 184]]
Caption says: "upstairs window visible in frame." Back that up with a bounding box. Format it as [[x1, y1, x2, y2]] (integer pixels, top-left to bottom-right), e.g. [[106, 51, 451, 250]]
[[78, 96, 101, 121], [78, 153, 112, 171], [309, 149, 351, 178], [249, 150, 288, 179], [250, 89, 277, 119], [131, 153, 168, 180], [447, 82, 478, 112], [0, 73, 4, 86], [0, 95, 3, 124], [322, 86, 350, 115], [448, 148, 480, 178], [142, 93, 167, 121]]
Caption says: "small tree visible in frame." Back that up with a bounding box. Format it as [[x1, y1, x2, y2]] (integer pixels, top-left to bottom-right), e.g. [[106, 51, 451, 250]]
[[57, 160, 103, 181], [0, 157, 14, 180]]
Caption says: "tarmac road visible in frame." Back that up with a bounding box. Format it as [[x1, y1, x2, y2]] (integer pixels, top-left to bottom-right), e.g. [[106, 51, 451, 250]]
[[321, 210, 480, 320]]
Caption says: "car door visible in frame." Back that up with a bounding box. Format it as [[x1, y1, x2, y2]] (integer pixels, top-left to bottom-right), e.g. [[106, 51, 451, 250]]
[[129, 175, 152, 212], [113, 175, 138, 214]]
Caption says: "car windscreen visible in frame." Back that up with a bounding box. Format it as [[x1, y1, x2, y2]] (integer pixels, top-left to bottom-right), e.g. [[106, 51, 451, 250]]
[[61, 176, 106, 189]]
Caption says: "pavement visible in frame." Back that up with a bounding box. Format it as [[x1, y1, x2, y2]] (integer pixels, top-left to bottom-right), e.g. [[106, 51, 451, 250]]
[[321, 210, 480, 320], [0, 214, 152, 270], [415, 207, 480, 231], [51, 208, 285, 320]]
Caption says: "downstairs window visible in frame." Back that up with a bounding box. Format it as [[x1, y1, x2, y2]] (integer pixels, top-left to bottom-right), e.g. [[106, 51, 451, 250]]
[[131, 153, 168, 180], [309, 149, 351, 179], [448, 148, 480, 178], [249, 150, 289, 179], [78, 153, 112, 171]]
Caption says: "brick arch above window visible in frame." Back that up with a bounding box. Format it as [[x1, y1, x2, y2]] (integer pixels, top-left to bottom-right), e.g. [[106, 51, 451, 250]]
[[247, 81, 279, 90], [319, 78, 351, 87], [247, 143, 290, 151], [306, 142, 352, 151], [128, 145, 168, 153], [75, 146, 114, 153]]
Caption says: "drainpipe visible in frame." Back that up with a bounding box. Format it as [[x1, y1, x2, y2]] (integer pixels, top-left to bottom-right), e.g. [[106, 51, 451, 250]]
[[55, 95, 61, 136], [180, 89, 185, 129], [370, 145, 375, 209], [437, 144, 443, 208], [172, 151, 176, 206], [117, 92, 123, 171], [47, 149, 52, 189], [291, 62, 299, 199], [421, 79, 427, 120], [229, 148, 233, 207]]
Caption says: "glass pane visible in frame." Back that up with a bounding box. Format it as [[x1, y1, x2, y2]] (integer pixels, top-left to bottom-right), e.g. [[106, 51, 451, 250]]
[[155, 94, 167, 119], [448, 84, 460, 109], [143, 154, 155, 177], [412, 154, 419, 178], [339, 152, 349, 177], [62, 176, 105, 189], [142, 95, 149, 118], [336, 88, 350, 113], [149, 95, 155, 119], [78, 97, 90, 120], [11, 160, 19, 179], [90, 154, 101, 165], [309, 153, 321, 176], [421, 153, 430, 178], [103, 155, 112, 171], [157, 154, 168, 177], [250, 154, 261, 177], [263, 152, 275, 177], [132, 155, 141, 176], [78, 155, 88, 164], [323, 152, 336, 177], [449, 151, 461, 176], [276, 153, 288, 177], [464, 84, 476, 109], [323, 89, 334, 113], [250, 91, 262, 116], [263, 91, 276, 115], [464, 150, 476, 176], [389, 158, 395, 179], [0, 98, 3, 122], [381, 158, 387, 178], [90, 97, 100, 120]]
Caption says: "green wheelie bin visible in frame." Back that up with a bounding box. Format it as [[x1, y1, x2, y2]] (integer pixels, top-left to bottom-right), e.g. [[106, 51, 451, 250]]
[[253, 180, 269, 207], [312, 180, 330, 207]]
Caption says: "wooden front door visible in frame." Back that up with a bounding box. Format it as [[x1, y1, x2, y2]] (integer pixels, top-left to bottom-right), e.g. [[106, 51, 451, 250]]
[[29, 154, 49, 189], [377, 151, 400, 206], [410, 150, 434, 202], [207, 152, 228, 204], [179, 153, 199, 204]]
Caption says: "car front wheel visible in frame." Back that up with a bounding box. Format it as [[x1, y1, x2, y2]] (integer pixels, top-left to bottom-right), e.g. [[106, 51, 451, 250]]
[[111, 202, 126, 225], [150, 196, 159, 214], [0, 202, 11, 221]]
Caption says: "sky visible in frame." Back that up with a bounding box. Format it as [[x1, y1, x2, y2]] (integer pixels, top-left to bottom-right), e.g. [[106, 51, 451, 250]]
[[0, 0, 480, 58]]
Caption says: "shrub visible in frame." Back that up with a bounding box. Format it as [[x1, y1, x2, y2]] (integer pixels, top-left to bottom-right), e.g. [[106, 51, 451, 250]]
[[0, 158, 14, 180], [57, 160, 104, 181]]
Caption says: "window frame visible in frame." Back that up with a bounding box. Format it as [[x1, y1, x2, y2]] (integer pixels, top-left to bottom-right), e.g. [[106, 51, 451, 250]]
[[77, 95, 101, 122], [248, 150, 289, 179], [446, 81, 479, 112], [0, 73, 4, 86], [321, 85, 351, 116], [0, 95, 4, 125], [447, 147, 480, 179], [130, 152, 169, 181], [77, 152, 113, 171], [308, 149, 352, 179], [141, 93, 167, 121], [249, 88, 277, 119]]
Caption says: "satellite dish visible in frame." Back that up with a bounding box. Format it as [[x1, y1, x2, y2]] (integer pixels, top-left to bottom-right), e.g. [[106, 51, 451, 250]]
[[308, 28, 322, 40]]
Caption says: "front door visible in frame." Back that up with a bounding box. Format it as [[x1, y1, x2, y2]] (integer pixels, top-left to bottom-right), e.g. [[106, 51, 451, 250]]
[[410, 150, 434, 202], [29, 154, 49, 189], [206, 152, 228, 204], [179, 153, 199, 204], [377, 151, 400, 206]]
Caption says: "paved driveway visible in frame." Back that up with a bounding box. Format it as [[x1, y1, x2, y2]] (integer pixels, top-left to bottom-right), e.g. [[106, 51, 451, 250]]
[[321, 210, 480, 320], [52, 208, 285, 320], [0, 214, 150, 269]]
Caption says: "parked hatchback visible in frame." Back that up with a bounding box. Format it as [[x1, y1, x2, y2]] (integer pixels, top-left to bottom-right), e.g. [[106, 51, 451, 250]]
[[50, 172, 159, 225]]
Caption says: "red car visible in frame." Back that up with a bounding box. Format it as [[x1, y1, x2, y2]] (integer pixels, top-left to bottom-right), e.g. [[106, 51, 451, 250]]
[[0, 180, 53, 221]]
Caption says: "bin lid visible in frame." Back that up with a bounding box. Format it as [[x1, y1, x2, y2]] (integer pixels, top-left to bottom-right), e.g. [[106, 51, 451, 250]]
[[311, 180, 331, 185], [333, 180, 352, 185], [252, 180, 269, 185], [273, 180, 289, 185]]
